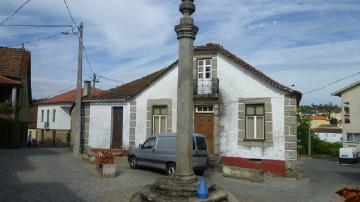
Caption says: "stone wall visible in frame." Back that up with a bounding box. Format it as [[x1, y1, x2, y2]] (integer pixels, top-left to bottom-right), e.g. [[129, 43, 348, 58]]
[[284, 96, 298, 171], [82, 102, 90, 152]]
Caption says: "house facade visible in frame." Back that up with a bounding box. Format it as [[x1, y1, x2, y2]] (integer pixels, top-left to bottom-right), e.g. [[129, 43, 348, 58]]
[[310, 115, 329, 129], [36, 82, 101, 147], [84, 44, 301, 176], [313, 124, 342, 143], [332, 80, 360, 152], [0, 47, 32, 148]]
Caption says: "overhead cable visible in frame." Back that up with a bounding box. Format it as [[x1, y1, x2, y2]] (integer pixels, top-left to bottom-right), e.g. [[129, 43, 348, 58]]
[[0, 0, 32, 25], [304, 71, 360, 95]]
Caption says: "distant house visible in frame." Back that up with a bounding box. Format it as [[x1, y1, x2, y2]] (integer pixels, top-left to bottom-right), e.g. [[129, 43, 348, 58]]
[[0, 47, 32, 148], [36, 81, 101, 147], [313, 124, 342, 143], [310, 115, 329, 129], [83, 43, 302, 176], [332, 80, 360, 153]]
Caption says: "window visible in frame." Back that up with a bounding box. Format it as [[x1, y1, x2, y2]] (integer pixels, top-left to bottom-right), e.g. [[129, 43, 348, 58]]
[[196, 106, 213, 113], [46, 110, 50, 122], [344, 102, 350, 124], [142, 137, 156, 149], [347, 133, 360, 143], [41, 110, 44, 122], [152, 106, 167, 134], [198, 59, 212, 79], [53, 109, 56, 122], [195, 136, 207, 150], [245, 104, 265, 140]]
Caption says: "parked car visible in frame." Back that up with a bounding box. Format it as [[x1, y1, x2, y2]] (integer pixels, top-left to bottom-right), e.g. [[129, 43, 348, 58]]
[[339, 147, 358, 164], [128, 133, 208, 176]]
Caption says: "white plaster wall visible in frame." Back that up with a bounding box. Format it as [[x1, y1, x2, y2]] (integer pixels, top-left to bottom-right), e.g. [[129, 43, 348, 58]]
[[316, 132, 342, 143], [217, 54, 286, 161], [36, 105, 71, 130], [134, 65, 178, 145], [88, 103, 130, 149]]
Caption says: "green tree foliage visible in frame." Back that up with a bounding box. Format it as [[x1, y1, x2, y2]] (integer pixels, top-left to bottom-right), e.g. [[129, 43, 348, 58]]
[[329, 117, 337, 124], [297, 117, 341, 156]]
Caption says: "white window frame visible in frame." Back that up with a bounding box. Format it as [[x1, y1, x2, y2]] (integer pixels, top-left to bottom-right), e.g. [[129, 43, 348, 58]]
[[197, 59, 212, 80], [245, 104, 265, 140], [196, 106, 214, 113], [152, 114, 167, 134], [347, 133, 360, 143]]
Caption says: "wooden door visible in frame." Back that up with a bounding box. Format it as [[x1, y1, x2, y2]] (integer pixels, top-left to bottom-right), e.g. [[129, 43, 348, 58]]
[[194, 113, 214, 154], [112, 107, 123, 149]]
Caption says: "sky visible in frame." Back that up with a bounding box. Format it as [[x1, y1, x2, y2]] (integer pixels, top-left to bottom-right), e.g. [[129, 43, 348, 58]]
[[0, 0, 359, 105]]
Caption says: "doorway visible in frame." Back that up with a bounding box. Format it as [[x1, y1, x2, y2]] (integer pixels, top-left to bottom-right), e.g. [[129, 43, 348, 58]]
[[194, 106, 214, 154], [111, 107, 123, 149]]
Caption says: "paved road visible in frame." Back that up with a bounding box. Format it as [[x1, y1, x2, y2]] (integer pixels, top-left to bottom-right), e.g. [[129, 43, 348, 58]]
[[0, 148, 359, 202], [297, 157, 360, 202]]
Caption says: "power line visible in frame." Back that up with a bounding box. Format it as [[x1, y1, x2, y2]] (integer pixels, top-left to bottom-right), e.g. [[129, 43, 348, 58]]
[[63, 0, 79, 29], [304, 71, 360, 95], [7, 29, 73, 47], [0, 24, 73, 28], [0, 0, 31, 25], [97, 75, 124, 84], [83, 45, 95, 74]]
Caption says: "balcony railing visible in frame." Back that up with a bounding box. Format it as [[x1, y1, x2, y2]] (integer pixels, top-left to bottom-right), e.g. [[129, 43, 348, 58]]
[[193, 78, 219, 99], [0, 101, 15, 119]]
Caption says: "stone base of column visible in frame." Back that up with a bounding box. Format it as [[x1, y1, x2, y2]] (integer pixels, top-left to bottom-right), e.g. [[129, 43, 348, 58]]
[[130, 176, 232, 202]]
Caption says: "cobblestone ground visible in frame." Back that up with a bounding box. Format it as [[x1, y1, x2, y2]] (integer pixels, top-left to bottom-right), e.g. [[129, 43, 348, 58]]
[[0, 148, 358, 202]]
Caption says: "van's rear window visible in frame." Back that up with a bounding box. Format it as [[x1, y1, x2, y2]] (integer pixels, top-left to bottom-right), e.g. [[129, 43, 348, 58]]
[[196, 137, 207, 150]]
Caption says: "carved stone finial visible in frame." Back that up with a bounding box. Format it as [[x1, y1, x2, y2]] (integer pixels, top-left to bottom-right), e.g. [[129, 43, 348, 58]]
[[179, 0, 195, 15], [175, 0, 198, 40]]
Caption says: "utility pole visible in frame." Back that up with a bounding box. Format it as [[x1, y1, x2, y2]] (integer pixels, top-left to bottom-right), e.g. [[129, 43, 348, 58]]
[[308, 121, 311, 156], [72, 22, 83, 155]]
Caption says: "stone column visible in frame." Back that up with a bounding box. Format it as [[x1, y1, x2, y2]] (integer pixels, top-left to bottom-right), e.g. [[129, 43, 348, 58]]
[[174, 0, 198, 182], [11, 87, 17, 108]]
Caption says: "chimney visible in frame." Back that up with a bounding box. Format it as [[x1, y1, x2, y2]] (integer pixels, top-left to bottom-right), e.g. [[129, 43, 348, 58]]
[[83, 80, 91, 97]]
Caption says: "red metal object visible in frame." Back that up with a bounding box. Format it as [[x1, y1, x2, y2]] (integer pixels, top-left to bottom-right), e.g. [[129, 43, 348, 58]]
[[336, 187, 360, 202], [95, 150, 115, 165]]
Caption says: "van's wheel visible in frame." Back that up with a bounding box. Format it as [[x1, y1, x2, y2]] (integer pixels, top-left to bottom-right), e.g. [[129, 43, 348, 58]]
[[339, 158, 342, 164], [166, 163, 176, 176], [129, 156, 138, 169]]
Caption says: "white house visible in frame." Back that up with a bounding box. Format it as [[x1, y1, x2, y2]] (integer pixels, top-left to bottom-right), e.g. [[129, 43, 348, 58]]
[[83, 44, 302, 176], [332, 80, 360, 153], [313, 124, 342, 143], [37, 81, 101, 147]]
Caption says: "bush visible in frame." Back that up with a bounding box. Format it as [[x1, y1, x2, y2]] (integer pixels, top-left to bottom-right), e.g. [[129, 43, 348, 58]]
[[311, 135, 341, 157]]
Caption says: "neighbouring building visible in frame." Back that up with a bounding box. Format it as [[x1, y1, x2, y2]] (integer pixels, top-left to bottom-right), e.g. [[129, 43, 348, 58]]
[[309, 115, 329, 129], [313, 124, 342, 143], [27, 105, 38, 143], [36, 81, 101, 147], [332, 80, 360, 152], [0, 47, 32, 148], [83, 43, 302, 176]]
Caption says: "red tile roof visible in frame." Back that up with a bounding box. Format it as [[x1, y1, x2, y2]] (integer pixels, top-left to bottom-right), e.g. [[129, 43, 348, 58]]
[[89, 61, 177, 100], [39, 88, 103, 104], [0, 47, 30, 79], [0, 75, 21, 86], [310, 115, 328, 121], [87, 43, 302, 101]]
